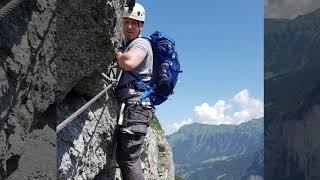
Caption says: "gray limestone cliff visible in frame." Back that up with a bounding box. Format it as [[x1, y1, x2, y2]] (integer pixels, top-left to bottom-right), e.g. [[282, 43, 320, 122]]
[[265, 8, 320, 180], [140, 123, 175, 180], [0, 0, 174, 179]]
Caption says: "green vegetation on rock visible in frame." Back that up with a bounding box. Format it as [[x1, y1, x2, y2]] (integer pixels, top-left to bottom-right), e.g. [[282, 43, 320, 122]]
[[150, 116, 164, 134], [175, 176, 184, 180]]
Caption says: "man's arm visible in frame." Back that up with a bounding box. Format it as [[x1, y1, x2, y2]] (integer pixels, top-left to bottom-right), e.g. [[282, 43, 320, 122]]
[[117, 47, 146, 71]]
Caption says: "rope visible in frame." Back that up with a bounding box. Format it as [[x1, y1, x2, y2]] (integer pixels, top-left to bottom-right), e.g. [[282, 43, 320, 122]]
[[56, 83, 113, 133], [56, 67, 123, 133], [0, 0, 23, 18]]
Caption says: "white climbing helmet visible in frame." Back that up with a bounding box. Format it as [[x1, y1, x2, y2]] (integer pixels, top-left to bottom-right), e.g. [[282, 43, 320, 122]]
[[123, 3, 145, 22]]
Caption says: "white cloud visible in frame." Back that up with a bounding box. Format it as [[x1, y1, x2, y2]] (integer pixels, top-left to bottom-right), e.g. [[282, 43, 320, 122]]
[[194, 101, 229, 120], [171, 118, 193, 129], [165, 118, 193, 135], [164, 89, 264, 134], [233, 89, 250, 105], [233, 110, 250, 123], [193, 100, 234, 125], [231, 89, 264, 124], [191, 89, 263, 125]]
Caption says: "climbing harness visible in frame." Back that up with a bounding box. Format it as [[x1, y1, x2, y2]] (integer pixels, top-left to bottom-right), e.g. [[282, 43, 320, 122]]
[[0, 0, 24, 18], [56, 63, 122, 133]]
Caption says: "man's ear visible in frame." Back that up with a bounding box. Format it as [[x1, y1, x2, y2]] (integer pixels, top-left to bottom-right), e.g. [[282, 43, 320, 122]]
[[140, 22, 144, 30]]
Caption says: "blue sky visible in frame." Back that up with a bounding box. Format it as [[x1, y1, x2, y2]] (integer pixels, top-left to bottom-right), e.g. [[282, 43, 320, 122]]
[[138, 0, 264, 134]]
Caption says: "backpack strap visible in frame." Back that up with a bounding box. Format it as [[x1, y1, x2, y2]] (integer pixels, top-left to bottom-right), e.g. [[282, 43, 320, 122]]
[[128, 72, 154, 104], [117, 72, 154, 105]]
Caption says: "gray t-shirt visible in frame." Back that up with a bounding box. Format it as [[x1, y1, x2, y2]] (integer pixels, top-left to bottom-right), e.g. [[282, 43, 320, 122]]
[[117, 37, 153, 101]]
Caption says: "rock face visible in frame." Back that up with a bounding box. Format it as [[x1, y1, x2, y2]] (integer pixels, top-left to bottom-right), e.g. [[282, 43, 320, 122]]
[[140, 127, 175, 180], [265, 8, 320, 180], [57, 97, 175, 180], [0, 0, 175, 179], [1, 0, 58, 179], [56, 93, 119, 180], [55, 0, 123, 99]]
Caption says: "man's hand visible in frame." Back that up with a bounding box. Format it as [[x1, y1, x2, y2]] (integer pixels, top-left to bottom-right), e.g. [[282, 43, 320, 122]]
[[116, 51, 123, 61]]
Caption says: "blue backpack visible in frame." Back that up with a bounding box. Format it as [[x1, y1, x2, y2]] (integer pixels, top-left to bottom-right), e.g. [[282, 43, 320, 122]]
[[124, 31, 182, 106]]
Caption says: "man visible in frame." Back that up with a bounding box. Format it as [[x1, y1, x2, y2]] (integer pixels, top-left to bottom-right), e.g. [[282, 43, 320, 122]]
[[115, 2, 154, 180]]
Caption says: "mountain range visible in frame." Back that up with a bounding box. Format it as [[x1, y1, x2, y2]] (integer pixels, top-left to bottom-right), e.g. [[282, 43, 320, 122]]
[[167, 118, 263, 180]]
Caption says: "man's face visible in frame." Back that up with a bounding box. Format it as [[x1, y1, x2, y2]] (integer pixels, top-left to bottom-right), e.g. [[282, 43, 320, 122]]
[[122, 17, 144, 41]]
